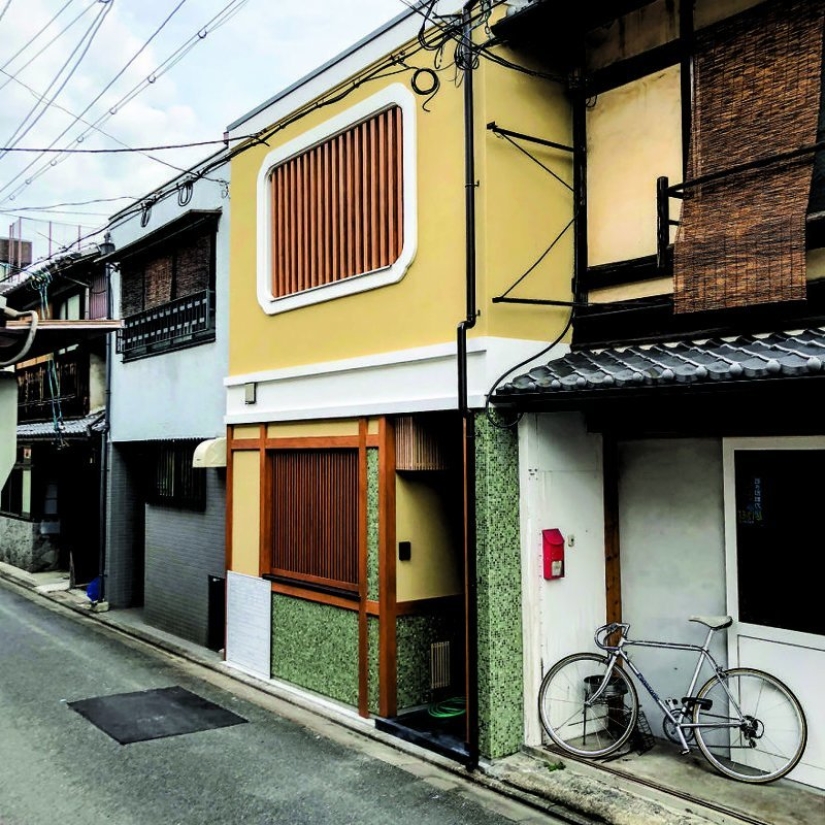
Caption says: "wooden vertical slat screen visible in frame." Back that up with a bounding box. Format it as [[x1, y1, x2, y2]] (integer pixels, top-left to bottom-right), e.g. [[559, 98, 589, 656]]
[[271, 449, 359, 590], [394, 415, 454, 471], [270, 106, 404, 298]]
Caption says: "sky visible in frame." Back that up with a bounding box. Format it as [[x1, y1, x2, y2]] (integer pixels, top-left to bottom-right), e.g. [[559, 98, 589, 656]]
[[0, 0, 420, 265]]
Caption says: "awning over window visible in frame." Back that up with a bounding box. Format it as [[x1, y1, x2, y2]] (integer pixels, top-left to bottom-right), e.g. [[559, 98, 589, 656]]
[[494, 329, 825, 407], [193, 437, 226, 468]]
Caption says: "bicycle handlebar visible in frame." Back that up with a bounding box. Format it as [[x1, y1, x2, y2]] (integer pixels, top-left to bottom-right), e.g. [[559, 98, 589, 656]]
[[594, 622, 630, 650]]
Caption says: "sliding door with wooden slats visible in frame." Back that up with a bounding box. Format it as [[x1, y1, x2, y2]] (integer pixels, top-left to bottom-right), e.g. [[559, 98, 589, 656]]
[[270, 105, 404, 299], [270, 449, 359, 592]]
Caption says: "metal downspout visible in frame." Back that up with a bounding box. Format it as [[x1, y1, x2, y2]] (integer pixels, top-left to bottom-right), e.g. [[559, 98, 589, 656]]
[[457, 0, 479, 771], [97, 257, 113, 604]]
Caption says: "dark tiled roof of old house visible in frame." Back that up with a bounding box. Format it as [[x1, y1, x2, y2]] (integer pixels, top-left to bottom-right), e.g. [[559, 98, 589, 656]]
[[496, 329, 825, 399]]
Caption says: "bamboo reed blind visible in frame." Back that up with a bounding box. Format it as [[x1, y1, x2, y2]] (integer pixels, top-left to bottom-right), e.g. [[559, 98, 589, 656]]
[[673, 0, 825, 313], [270, 106, 404, 298], [270, 449, 359, 591]]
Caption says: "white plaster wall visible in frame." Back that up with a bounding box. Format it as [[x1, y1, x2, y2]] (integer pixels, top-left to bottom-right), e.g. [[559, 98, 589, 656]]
[[108, 164, 229, 442], [519, 412, 605, 746], [618, 439, 727, 731]]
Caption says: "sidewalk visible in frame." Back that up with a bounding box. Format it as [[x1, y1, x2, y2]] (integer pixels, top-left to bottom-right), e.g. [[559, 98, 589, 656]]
[[1, 562, 822, 825]]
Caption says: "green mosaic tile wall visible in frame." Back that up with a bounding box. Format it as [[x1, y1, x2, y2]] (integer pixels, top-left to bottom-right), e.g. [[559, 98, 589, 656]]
[[366, 448, 380, 601], [474, 413, 523, 759], [396, 614, 458, 710], [368, 616, 380, 714], [271, 595, 359, 707]]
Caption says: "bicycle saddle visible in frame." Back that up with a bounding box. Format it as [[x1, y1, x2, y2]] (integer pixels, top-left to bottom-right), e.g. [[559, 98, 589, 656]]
[[689, 615, 733, 630]]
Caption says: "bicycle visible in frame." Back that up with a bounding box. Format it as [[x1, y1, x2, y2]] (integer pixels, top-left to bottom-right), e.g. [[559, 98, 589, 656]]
[[537, 616, 807, 784]]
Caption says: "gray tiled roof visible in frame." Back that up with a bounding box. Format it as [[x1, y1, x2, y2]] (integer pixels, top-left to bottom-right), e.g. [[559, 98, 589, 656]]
[[496, 329, 825, 398], [17, 411, 106, 440]]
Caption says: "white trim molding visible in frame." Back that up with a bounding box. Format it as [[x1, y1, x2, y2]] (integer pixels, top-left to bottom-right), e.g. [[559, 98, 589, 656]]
[[225, 337, 566, 423], [255, 84, 418, 316]]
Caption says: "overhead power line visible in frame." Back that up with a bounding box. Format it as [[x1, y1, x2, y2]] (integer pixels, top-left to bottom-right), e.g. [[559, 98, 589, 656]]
[[0, 135, 261, 153], [0, 65, 219, 181], [0, 0, 249, 205], [0, 0, 113, 160], [0, 1, 91, 93], [0, 0, 14, 25]]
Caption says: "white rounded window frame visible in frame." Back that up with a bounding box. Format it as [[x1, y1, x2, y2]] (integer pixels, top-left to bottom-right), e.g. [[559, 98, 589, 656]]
[[256, 83, 418, 315]]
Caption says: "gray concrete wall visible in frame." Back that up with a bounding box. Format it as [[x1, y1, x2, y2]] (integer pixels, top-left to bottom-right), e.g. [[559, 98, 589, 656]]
[[143, 468, 225, 646], [618, 438, 727, 729]]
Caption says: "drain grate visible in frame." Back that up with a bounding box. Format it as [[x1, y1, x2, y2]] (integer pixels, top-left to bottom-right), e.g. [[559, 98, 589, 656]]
[[68, 686, 247, 745]]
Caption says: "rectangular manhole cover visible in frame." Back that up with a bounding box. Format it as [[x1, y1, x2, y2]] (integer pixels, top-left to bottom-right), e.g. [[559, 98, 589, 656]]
[[68, 686, 247, 744]]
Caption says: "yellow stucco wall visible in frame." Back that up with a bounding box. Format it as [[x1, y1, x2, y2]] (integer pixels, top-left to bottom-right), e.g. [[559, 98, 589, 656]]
[[395, 472, 462, 602], [228, 34, 575, 379], [476, 48, 575, 339], [266, 420, 359, 439], [230, 450, 261, 575], [587, 65, 683, 266]]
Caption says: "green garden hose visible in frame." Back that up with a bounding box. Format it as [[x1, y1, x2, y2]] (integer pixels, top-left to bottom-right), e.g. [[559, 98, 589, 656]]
[[427, 696, 466, 718]]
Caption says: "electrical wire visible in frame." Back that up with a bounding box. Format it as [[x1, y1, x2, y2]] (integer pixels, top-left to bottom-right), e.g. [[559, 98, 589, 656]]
[[0, 0, 13, 25], [484, 308, 574, 430], [0, 307, 38, 367], [9, 0, 506, 244], [0, 0, 250, 204], [0, 0, 199, 202], [0, 0, 113, 161], [1, 196, 136, 211], [0, 65, 223, 182], [0, 0, 81, 80]]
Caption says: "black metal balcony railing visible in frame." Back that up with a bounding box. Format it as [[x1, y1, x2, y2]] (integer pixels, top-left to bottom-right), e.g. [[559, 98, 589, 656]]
[[18, 350, 89, 422], [118, 289, 215, 360]]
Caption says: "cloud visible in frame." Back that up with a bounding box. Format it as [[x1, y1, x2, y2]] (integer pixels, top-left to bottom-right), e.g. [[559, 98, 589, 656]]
[[0, 0, 407, 262]]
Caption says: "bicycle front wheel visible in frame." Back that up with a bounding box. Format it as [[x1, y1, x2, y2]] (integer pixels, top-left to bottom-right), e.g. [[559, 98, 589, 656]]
[[693, 668, 807, 783], [538, 652, 638, 758]]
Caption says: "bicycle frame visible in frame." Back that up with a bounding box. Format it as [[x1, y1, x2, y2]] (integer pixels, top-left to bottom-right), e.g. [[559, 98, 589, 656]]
[[591, 625, 746, 754]]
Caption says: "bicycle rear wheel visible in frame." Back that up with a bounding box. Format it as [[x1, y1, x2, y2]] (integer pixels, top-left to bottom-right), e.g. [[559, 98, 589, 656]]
[[693, 668, 807, 783], [538, 652, 638, 758]]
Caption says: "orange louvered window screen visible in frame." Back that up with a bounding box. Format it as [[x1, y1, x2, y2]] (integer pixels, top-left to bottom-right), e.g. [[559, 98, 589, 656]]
[[270, 449, 359, 592], [270, 106, 404, 298]]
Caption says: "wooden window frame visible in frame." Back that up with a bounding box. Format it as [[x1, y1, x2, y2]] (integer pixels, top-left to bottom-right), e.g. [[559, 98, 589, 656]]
[[255, 83, 417, 316]]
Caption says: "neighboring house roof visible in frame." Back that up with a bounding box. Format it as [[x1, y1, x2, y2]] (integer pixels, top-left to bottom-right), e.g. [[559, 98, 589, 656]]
[[17, 410, 106, 440], [495, 329, 825, 403], [101, 209, 221, 263]]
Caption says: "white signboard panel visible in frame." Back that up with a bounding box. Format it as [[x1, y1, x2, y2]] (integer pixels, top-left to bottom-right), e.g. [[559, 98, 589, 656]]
[[225, 571, 271, 680]]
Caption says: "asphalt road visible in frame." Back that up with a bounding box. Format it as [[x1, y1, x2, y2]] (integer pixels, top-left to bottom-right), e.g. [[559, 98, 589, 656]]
[[0, 580, 566, 825]]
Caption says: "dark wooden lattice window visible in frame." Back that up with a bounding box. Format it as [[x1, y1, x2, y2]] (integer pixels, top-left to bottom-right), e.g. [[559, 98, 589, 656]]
[[270, 106, 404, 298], [269, 449, 359, 592], [120, 230, 214, 316], [146, 441, 205, 510]]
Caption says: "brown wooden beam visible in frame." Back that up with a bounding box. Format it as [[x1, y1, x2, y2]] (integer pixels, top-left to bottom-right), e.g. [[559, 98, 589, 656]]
[[603, 434, 622, 624], [378, 416, 397, 718]]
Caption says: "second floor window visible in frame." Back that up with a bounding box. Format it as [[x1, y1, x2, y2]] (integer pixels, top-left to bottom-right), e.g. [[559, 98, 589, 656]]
[[121, 230, 213, 316], [270, 105, 403, 299], [256, 84, 417, 315]]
